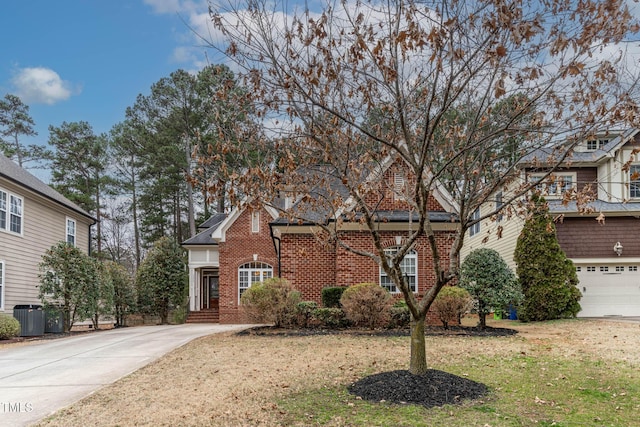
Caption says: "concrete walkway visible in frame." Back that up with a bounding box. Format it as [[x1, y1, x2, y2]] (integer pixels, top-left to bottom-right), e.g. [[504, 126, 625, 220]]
[[0, 324, 250, 427]]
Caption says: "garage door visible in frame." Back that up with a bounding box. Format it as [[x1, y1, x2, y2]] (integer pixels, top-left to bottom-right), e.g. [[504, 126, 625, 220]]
[[575, 264, 640, 317]]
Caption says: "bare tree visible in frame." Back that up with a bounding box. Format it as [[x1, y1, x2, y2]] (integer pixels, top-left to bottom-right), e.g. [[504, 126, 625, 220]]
[[204, 0, 639, 374]]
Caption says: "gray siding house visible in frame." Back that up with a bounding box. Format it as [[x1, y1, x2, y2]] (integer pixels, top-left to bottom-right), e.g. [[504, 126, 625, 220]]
[[0, 154, 95, 313]]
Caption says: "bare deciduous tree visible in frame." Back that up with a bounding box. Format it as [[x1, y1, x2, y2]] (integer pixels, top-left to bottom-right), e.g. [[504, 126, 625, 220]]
[[203, 0, 639, 374]]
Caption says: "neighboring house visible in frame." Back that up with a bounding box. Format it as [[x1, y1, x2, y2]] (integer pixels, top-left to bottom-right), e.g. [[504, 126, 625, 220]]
[[183, 159, 458, 324], [0, 154, 95, 313], [461, 129, 640, 317]]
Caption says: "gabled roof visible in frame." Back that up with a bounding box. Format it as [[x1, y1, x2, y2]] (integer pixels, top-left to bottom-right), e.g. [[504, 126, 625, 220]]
[[273, 155, 458, 226], [0, 153, 94, 221], [182, 213, 228, 246], [521, 128, 640, 167]]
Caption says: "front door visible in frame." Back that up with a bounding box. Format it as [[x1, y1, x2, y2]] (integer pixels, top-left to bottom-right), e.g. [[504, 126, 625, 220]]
[[208, 276, 219, 310]]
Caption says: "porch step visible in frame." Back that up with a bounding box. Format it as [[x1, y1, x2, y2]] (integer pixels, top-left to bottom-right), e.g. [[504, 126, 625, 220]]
[[186, 309, 219, 323]]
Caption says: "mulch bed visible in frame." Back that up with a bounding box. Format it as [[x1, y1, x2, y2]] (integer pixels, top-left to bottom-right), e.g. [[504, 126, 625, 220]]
[[348, 369, 488, 408], [237, 324, 518, 338]]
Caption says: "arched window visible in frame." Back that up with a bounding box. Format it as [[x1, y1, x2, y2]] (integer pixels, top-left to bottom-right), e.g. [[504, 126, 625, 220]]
[[238, 262, 273, 300], [380, 248, 417, 293]]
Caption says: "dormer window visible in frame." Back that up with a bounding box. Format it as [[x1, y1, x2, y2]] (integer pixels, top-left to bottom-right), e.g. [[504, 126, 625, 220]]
[[586, 139, 609, 151]]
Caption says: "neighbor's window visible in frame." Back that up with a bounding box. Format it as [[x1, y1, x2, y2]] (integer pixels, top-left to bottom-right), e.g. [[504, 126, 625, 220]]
[[530, 173, 576, 198], [238, 261, 273, 300], [495, 192, 503, 222], [9, 194, 23, 234], [630, 165, 640, 198], [0, 260, 4, 310], [469, 208, 480, 237], [0, 189, 23, 234], [0, 190, 6, 230], [66, 218, 76, 246], [380, 247, 417, 293]]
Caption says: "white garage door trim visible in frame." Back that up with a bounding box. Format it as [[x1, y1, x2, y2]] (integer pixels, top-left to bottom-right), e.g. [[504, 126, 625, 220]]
[[574, 261, 640, 317]]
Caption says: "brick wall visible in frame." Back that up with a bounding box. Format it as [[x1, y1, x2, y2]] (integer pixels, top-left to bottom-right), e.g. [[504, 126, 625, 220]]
[[218, 207, 278, 324]]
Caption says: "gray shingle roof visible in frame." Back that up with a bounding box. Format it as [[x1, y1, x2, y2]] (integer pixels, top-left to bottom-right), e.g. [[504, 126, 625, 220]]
[[0, 153, 94, 221], [520, 129, 639, 166], [548, 199, 640, 215], [183, 213, 228, 245]]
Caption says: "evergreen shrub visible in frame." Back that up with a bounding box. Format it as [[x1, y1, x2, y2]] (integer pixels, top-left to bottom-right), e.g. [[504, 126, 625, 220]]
[[241, 278, 301, 327], [322, 286, 347, 308], [0, 315, 21, 339], [340, 282, 393, 329]]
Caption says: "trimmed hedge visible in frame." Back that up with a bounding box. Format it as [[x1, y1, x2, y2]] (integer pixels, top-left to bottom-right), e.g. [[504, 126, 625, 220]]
[[432, 286, 472, 329], [241, 278, 301, 327], [322, 286, 347, 308]]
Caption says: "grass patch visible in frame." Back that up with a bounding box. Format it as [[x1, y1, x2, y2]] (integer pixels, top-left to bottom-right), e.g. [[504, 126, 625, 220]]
[[278, 352, 640, 426]]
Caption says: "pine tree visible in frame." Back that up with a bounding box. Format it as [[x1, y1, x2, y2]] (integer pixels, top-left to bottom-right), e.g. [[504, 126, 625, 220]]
[[514, 195, 582, 321]]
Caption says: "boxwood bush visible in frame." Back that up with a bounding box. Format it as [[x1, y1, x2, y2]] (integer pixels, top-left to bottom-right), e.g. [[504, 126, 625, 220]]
[[432, 286, 472, 329], [241, 278, 301, 327], [340, 282, 393, 329], [311, 307, 348, 328], [321, 286, 347, 308], [0, 315, 21, 339]]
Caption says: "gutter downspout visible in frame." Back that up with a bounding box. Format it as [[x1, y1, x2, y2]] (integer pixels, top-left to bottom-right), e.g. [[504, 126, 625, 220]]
[[269, 223, 282, 278]]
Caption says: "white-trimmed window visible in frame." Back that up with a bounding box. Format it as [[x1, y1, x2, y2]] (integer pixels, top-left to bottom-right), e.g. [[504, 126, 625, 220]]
[[495, 192, 503, 222], [0, 190, 6, 230], [238, 261, 273, 300], [586, 139, 609, 151], [530, 173, 576, 198], [251, 211, 260, 233], [0, 189, 23, 235], [66, 218, 76, 245], [629, 165, 640, 198], [380, 247, 417, 293], [0, 261, 4, 310], [469, 208, 480, 237]]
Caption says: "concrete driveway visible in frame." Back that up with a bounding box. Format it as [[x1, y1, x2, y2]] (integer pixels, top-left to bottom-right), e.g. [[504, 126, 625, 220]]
[[0, 324, 250, 427]]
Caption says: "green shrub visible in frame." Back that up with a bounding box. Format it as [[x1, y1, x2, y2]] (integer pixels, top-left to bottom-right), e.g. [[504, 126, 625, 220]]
[[388, 300, 411, 328], [514, 195, 581, 321], [432, 286, 472, 329], [295, 301, 318, 328], [340, 282, 393, 329], [312, 307, 348, 328], [322, 286, 347, 308], [171, 304, 188, 324], [0, 315, 21, 339], [241, 278, 301, 327]]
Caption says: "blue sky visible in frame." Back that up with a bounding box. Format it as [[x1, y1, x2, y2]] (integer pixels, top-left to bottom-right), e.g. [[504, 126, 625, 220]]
[[0, 0, 217, 167]]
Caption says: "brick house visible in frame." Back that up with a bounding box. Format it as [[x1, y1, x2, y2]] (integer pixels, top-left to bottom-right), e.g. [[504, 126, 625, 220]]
[[461, 129, 640, 317], [183, 159, 458, 323]]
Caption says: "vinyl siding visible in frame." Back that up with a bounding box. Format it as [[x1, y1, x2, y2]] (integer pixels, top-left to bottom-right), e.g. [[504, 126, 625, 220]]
[[0, 177, 92, 312]]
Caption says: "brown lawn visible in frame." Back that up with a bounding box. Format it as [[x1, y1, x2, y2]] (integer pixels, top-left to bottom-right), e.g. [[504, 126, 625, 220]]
[[35, 318, 640, 427]]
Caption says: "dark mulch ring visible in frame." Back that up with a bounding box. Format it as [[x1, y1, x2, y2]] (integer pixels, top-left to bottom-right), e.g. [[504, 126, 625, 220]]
[[348, 369, 488, 408], [237, 324, 518, 338]]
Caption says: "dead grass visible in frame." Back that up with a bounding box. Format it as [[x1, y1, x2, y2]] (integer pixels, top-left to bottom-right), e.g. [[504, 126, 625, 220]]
[[36, 318, 640, 427]]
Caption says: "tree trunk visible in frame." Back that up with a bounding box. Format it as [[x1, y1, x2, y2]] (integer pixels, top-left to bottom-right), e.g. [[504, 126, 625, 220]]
[[478, 312, 487, 329], [409, 315, 428, 375]]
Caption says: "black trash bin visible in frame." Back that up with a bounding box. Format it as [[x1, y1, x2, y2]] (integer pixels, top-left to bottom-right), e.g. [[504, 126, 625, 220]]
[[13, 304, 45, 336], [45, 307, 64, 333]]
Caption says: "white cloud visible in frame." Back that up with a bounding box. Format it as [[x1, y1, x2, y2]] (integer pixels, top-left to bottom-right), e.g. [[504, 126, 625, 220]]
[[11, 67, 76, 105], [143, 0, 183, 14]]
